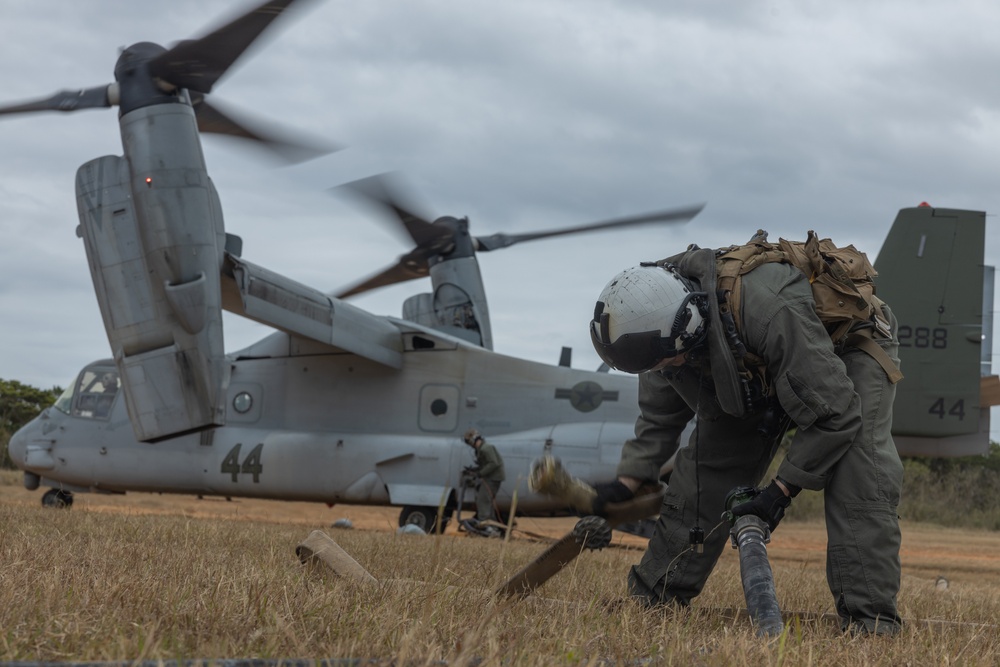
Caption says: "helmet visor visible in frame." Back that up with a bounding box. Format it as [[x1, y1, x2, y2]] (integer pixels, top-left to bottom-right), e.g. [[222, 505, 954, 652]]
[[590, 325, 680, 373]]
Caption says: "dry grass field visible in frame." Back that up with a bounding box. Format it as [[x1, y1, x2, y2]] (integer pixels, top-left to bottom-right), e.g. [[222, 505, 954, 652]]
[[2, 469, 999, 666]]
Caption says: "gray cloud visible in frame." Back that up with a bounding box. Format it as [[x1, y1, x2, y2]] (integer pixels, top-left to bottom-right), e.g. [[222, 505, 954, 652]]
[[1, 0, 998, 437]]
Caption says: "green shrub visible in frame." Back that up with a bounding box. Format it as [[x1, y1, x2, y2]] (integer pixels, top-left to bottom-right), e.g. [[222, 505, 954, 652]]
[[773, 440, 1000, 529], [898, 449, 1000, 529], [0, 379, 62, 469]]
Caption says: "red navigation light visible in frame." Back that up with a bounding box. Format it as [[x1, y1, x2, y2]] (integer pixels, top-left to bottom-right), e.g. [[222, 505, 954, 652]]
[[918, 201, 931, 207]]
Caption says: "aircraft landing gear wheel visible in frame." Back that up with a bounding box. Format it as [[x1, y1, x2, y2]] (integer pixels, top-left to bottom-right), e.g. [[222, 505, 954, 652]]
[[399, 505, 451, 534], [41, 489, 73, 509]]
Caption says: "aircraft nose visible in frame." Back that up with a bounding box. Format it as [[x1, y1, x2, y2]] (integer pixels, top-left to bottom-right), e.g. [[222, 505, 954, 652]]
[[7, 425, 29, 469]]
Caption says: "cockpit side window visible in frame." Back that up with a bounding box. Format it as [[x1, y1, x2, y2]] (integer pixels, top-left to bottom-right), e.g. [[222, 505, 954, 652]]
[[53, 384, 75, 415], [59, 366, 120, 420]]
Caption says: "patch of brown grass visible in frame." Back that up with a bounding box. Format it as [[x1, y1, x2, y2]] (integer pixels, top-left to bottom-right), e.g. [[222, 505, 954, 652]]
[[2, 470, 1000, 665]]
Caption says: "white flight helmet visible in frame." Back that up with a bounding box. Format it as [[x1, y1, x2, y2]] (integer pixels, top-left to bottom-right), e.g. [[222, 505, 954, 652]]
[[590, 263, 708, 373]]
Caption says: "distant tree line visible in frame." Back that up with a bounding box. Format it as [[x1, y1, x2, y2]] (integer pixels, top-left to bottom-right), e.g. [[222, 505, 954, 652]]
[[0, 379, 62, 469], [896, 445, 1000, 529], [780, 440, 1000, 530]]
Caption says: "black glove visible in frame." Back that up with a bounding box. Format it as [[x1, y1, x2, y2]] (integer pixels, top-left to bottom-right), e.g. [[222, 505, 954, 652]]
[[591, 480, 635, 517], [729, 480, 793, 531]]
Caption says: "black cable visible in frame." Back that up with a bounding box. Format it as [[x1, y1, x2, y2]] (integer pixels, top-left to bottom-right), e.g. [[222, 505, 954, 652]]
[[689, 368, 704, 552]]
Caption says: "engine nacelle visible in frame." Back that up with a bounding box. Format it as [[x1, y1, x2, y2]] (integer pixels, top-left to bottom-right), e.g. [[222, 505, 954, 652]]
[[75, 103, 227, 442]]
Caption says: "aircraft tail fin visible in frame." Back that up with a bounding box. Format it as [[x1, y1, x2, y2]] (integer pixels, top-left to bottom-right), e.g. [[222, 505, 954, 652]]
[[874, 205, 993, 457]]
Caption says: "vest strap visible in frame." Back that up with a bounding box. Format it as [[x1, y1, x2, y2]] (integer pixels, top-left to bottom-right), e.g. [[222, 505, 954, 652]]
[[845, 330, 904, 384]]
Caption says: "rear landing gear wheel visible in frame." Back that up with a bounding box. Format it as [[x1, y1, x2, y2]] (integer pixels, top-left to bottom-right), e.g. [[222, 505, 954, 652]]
[[41, 489, 73, 509], [399, 505, 451, 534]]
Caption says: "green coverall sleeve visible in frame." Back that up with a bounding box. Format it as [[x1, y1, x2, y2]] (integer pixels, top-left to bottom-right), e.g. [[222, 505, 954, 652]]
[[744, 275, 863, 491], [616, 369, 695, 482]]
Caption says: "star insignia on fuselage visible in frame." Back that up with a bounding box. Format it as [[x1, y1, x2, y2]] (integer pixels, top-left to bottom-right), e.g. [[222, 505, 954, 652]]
[[554, 381, 619, 413]]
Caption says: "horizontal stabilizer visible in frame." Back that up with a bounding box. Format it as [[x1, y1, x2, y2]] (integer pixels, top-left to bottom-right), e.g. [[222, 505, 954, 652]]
[[981, 375, 1000, 407]]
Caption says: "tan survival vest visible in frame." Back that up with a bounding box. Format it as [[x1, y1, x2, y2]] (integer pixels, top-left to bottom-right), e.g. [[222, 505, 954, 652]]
[[715, 230, 903, 385]]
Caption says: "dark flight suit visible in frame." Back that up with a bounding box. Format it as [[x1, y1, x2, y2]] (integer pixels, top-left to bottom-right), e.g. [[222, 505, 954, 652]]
[[617, 261, 903, 635], [473, 440, 506, 523]]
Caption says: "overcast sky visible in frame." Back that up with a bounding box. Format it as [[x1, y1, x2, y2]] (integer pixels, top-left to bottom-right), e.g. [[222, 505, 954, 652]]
[[2, 0, 999, 434]]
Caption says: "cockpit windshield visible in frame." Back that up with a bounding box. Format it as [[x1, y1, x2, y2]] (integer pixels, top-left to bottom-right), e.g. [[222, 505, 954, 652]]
[[53, 363, 120, 420]]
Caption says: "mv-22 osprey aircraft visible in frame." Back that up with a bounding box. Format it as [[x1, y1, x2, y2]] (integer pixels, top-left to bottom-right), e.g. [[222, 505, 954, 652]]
[[5, 0, 998, 529], [0, 0, 702, 530]]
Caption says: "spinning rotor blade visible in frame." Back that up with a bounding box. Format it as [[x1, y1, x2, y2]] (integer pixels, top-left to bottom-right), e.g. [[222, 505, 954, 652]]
[[192, 95, 337, 164], [150, 0, 303, 94], [334, 176, 457, 299], [338, 175, 451, 248], [337, 255, 431, 299], [0, 0, 333, 162], [0, 85, 113, 116], [335, 172, 705, 299], [474, 204, 705, 252]]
